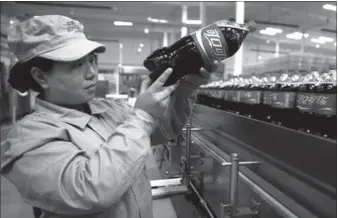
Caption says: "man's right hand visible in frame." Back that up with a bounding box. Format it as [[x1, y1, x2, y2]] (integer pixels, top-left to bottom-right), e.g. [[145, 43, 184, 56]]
[[134, 68, 178, 120]]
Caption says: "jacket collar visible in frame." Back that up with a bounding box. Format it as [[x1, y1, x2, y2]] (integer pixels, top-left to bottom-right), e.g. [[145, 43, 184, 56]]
[[34, 97, 109, 129]]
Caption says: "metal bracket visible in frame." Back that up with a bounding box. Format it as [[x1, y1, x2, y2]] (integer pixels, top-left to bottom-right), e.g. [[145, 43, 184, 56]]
[[150, 177, 188, 199], [220, 153, 261, 218], [181, 119, 261, 217], [182, 120, 210, 184], [220, 200, 260, 218]]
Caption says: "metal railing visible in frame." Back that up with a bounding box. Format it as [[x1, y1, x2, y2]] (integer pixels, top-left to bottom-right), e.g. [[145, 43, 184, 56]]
[[150, 118, 300, 218]]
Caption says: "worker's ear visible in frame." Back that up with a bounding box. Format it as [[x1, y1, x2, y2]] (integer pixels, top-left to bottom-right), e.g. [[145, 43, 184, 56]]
[[31, 67, 49, 90]]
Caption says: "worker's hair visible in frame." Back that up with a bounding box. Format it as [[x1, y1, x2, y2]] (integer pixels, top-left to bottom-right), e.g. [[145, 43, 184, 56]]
[[8, 57, 54, 93]]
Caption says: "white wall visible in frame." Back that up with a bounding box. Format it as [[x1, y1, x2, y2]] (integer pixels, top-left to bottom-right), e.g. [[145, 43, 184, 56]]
[[97, 37, 161, 70]]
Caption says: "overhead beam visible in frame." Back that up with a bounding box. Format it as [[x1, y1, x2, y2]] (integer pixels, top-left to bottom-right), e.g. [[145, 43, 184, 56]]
[[151, 1, 233, 7], [3, 2, 201, 28]]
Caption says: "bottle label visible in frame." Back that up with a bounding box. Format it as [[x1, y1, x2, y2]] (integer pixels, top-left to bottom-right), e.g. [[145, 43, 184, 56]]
[[223, 90, 228, 101], [227, 90, 233, 101], [263, 91, 272, 105], [209, 90, 223, 99], [190, 23, 228, 71], [215, 90, 223, 99], [297, 93, 337, 115], [239, 91, 262, 104], [230, 91, 240, 102], [270, 92, 297, 108]]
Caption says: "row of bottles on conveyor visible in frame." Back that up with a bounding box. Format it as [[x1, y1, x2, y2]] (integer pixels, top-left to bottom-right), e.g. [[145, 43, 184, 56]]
[[196, 68, 337, 140]]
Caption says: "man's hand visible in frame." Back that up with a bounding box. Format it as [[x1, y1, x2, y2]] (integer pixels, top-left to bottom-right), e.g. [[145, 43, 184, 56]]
[[182, 61, 220, 87], [134, 68, 178, 120]]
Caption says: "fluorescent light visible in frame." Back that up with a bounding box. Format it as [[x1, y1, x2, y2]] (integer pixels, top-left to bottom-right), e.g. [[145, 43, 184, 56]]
[[147, 17, 157, 22], [147, 17, 168, 23], [144, 28, 149, 34], [323, 4, 337, 11], [137, 48, 142, 52], [286, 32, 303, 40], [259, 29, 276, 36], [311, 38, 326, 44], [318, 36, 334, 42], [140, 43, 144, 48], [316, 44, 320, 48], [303, 33, 309, 38], [293, 32, 303, 37], [266, 27, 283, 33], [114, 21, 133, 26]]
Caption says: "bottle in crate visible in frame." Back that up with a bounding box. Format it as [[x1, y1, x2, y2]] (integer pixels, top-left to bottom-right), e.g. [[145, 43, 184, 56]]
[[260, 73, 274, 122], [221, 81, 229, 111], [250, 76, 265, 120], [271, 71, 300, 128], [297, 68, 322, 135], [269, 73, 283, 126], [315, 70, 337, 139], [226, 79, 237, 113], [236, 78, 248, 116], [239, 76, 263, 119], [213, 81, 224, 109]]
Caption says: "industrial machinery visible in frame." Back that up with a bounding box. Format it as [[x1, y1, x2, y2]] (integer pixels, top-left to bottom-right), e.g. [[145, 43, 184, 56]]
[[150, 104, 336, 218]]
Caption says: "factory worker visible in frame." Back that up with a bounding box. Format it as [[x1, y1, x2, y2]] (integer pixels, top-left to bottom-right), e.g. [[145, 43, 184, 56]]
[[1, 15, 218, 218]]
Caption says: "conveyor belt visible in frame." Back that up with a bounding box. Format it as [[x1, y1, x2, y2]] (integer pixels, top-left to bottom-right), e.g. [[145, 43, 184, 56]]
[[191, 130, 336, 218], [191, 104, 336, 189], [188, 104, 337, 218]]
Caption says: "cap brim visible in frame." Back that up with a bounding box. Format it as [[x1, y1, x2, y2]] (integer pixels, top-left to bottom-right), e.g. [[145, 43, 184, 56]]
[[39, 39, 106, 62]]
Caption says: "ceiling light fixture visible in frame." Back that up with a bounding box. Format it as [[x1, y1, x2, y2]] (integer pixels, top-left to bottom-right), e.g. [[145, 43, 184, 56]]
[[147, 17, 168, 23], [316, 44, 320, 48], [144, 28, 149, 34], [318, 36, 334, 42], [114, 21, 133, 26], [323, 4, 337, 11], [311, 38, 326, 44], [266, 27, 283, 33], [137, 48, 142, 52], [140, 43, 144, 48], [259, 29, 276, 36], [286, 32, 303, 40]]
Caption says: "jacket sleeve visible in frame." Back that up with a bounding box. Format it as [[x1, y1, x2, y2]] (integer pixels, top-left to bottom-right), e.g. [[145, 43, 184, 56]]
[[151, 79, 198, 145], [0, 108, 156, 215]]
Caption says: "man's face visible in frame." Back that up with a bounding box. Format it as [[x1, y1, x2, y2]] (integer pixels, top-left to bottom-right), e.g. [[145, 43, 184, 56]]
[[45, 53, 98, 105]]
